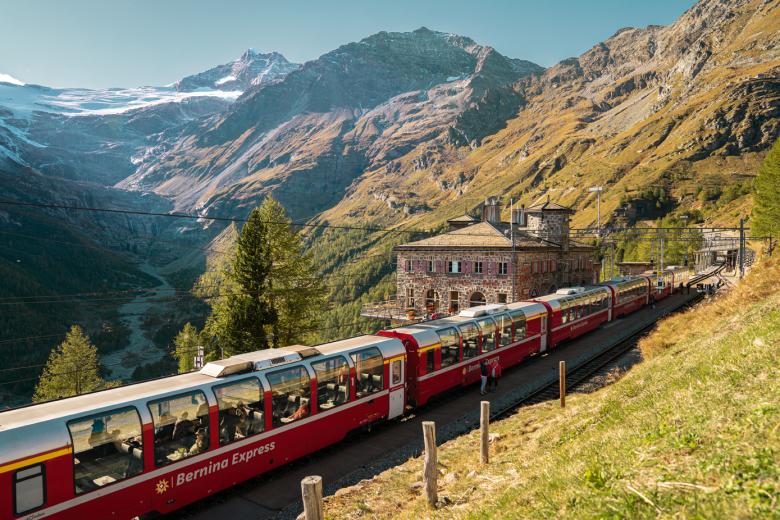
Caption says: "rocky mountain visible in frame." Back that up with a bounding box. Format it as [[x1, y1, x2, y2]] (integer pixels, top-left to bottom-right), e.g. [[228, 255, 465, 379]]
[[174, 49, 299, 92], [121, 28, 544, 218], [309, 0, 779, 235]]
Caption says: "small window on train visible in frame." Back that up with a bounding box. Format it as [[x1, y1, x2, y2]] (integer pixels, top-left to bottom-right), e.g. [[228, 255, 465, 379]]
[[437, 328, 460, 368], [311, 355, 350, 412], [459, 322, 479, 359], [391, 360, 403, 386], [267, 365, 312, 427], [67, 407, 143, 494], [509, 310, 526, 341], [148, 392, 210, 467], [14, 464, 45, 514], [496, 313, 512, 346], [477, 317, 497, 352], [350, 348, 384, 398], [214, 377, 265, 446]]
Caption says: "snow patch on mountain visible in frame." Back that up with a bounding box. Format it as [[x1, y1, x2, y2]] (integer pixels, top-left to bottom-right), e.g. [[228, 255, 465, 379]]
[[0, 73, 24, 86], [0, 83, 241, 119], [175, 49, 299, 92]]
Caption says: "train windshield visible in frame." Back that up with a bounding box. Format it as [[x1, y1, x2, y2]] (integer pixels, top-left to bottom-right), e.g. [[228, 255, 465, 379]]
[[67, 407, 144, 494]]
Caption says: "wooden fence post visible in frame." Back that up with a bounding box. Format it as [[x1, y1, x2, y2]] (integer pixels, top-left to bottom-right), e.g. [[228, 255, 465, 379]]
[[480, 401, 490, 464], [422, 421, 438, 506], [559, 360, 566, 408], [301, 475, 323, 520]]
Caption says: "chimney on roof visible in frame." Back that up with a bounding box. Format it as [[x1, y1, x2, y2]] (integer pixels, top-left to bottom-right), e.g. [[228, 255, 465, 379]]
[[511, 203, 526, 226], [481, 196, 501, 225]]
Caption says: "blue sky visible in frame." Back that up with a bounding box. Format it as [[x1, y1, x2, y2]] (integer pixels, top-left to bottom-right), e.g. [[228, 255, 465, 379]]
[[0, 0, 696, 89]]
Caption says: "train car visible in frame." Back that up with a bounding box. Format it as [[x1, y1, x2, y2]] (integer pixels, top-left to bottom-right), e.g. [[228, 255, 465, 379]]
[[665, 265, 691, 292], [532, 286, 612, 347], [0, 336, 405, 520], [378, 301, 547, 407], [599, 276, 650, 319]]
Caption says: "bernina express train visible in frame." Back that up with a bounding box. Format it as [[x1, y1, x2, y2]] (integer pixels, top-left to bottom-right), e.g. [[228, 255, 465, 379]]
[[0, 269, 690, 519]]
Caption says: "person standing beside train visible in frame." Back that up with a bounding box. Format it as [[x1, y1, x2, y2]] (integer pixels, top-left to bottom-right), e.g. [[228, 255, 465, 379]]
[[480, 360, 488, 395], [490, 361, 502, 392]]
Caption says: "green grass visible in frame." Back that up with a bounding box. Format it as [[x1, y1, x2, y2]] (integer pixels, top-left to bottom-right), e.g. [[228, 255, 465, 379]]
[[324, 258, 780, 519]]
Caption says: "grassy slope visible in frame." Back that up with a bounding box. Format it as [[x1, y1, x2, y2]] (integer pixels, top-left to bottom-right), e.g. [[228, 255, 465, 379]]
[[324, 257, 780, 519]]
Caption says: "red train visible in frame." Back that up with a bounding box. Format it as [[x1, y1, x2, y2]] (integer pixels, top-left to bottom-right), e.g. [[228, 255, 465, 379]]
[[0, 269, 691, 520]]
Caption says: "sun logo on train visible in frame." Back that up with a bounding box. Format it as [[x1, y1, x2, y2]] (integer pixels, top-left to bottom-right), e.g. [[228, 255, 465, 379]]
[[155, 479, 170, 495]]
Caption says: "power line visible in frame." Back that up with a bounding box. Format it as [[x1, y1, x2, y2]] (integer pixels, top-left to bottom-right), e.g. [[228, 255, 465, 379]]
[[0, 199, 425, 235]]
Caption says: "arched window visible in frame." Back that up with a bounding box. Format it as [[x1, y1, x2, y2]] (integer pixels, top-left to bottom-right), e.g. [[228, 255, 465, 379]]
[[469, 292, 486, 307], [425, 289, 440, 312]]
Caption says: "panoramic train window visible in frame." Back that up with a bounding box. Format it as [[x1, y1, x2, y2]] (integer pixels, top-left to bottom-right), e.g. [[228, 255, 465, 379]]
[[13, 464, 45, 514], [477, 317, 497, 352], [148, 391, 210, 467], [509, 310, 526, 341], [312, 355, 350, 411], [496, 313, 512, 346], [459, 323, 479, 359], [351, 348, 384, 398], [267, 365, 312, 427], [213, 378, 265, 446], [67, 407, 143, 494], [437, 328, 460, 368]]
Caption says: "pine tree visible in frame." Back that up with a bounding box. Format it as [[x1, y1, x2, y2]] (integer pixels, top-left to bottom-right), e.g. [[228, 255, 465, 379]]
[[173, 322, 201, 373], [752, 137, 780, 237], [257, 197, 326, 346], [200, 197, 325, 355], [205, 207, 277, 355], [33, 325, 107, 403]]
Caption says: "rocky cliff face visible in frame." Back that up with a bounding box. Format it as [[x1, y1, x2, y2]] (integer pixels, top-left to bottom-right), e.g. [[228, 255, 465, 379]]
[[122, 28, 543, 219], [174, 49, 299, 92]]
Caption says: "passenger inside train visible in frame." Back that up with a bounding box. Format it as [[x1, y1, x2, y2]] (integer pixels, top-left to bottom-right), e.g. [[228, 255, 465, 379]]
[[215, 378, 264, 445], [67, 408, 144, 494], [150, 392, 210, 466]]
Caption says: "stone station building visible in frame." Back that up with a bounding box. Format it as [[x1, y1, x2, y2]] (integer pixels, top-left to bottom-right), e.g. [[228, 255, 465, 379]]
[[374, 197, 599, 319]]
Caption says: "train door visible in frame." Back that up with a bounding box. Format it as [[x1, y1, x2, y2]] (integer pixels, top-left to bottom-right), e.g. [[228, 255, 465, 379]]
[[540, 315, 548, 352], [388, 358, 405, 419]]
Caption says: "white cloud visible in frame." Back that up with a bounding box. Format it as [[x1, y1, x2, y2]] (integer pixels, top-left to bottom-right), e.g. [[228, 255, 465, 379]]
[[0, 73, 25, 86]]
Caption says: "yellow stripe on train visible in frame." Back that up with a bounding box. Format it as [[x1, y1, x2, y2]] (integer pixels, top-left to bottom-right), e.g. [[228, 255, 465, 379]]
[[0, 447, 72, 474]]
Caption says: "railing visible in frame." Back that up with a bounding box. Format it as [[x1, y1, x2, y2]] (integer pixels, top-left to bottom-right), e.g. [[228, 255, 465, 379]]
[[360, 298, 414, 320]]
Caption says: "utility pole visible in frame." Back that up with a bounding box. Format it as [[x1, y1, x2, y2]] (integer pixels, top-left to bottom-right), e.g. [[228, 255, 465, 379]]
[[194, 345, 204, 369], [739, 218, 745, 279], [588, 186, 603, 236]]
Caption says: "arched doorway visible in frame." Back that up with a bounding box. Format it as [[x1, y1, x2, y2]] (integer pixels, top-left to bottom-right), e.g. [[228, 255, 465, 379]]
[[425, 289, 440, 312], [469, 292, 486, 307]]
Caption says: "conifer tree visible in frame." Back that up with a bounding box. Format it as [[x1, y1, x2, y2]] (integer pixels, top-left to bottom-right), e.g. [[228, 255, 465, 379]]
[[752, 137, 780, 237], [200, 197, 325, 355], [205, 206, 277, 355], [258, 197, 326, 346], [33, 325, 107, 402], [173, 322, 201, 373]]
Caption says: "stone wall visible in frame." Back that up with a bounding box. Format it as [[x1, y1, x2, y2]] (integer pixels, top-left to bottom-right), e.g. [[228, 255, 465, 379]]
[[526, 212, 570, 248], [396, 249, 598, 315]]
